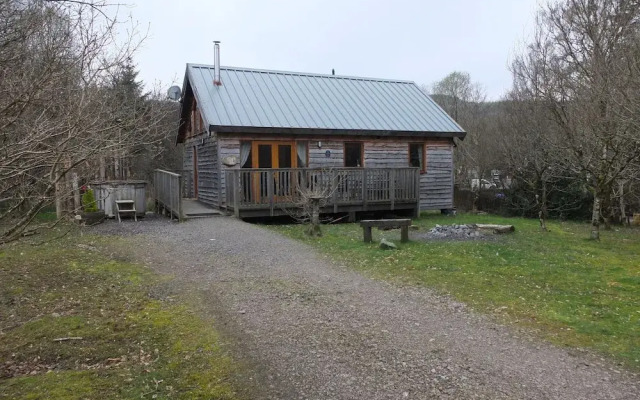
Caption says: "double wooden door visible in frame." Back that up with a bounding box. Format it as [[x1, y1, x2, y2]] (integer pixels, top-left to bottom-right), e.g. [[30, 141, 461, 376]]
[[250, 141, 297, 202]]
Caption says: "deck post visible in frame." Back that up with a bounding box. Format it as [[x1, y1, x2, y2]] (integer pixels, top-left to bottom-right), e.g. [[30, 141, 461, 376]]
[[178, 174, 184, 221], [168, 175, 174, 221], [414, 168, 421, 218], [268, 171, 275, 217], [233, 170, 240, 218], [390, 169, 396, 211], [362, 169, 368, 211], [332, 170, 338, 213]]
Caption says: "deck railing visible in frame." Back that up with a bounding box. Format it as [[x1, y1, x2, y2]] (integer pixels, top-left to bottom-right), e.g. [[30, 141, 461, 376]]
[[225, 167, 420, 215], [154, 169, 183, 220]]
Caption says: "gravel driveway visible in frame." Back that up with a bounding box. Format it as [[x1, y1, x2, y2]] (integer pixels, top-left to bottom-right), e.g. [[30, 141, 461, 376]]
[[93, 215, 639, 399]]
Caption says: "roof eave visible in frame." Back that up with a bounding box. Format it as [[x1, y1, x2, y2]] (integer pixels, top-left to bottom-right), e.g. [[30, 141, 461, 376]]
[[212, 125, 466, 139]]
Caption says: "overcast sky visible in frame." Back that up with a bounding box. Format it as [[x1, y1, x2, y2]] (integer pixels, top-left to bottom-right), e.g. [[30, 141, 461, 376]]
[[126, 0, 541, 100]]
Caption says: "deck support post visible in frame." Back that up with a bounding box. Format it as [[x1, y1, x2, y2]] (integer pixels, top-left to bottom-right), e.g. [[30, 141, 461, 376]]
[[233, 170, 240, 218], [363, 226, 373, 243], [169, 176, 174, 221], [415, 168, 421, 217], [362, 169, 368, 211], [332, 170, 338, 213], [390, 169, 396, 211], [178, 174, 184, 221], [268, 171, 274, 217]]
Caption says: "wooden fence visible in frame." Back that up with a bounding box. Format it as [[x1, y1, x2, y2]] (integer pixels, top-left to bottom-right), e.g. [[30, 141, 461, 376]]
[[153, 169, 183, 220]]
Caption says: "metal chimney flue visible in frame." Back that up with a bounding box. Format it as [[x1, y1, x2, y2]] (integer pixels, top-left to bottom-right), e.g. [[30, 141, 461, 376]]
[[213, 41, 222, 86]]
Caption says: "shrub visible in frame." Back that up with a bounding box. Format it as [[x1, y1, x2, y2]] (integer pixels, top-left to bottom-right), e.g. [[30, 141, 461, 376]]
[[82, 189, 99, 212]]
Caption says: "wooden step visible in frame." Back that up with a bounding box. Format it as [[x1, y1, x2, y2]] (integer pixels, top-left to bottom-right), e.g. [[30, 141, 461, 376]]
[[115, 199, 137, 223]]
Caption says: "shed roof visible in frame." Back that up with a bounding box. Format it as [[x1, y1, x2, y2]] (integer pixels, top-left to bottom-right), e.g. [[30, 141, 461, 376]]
[[178, 64, 465, 142]]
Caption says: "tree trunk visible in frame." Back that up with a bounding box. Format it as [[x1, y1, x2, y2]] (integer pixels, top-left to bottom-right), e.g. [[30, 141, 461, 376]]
[[602, 193, 612, 231], [590, 194, 601, 240], [99, 156, 106, 180], [538, 182, 548, 231], [72, 172, 81, 212], [472, 188, 480, 213], [55, 169, 64, 219], [619, 180, 626, 225], [114, 156, 120, 180], [306, 198, 322, 237]]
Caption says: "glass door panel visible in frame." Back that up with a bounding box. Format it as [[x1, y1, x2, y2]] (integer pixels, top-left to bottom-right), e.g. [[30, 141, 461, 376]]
[[258, 144, 273, 168], [277, 144, 293, 197]]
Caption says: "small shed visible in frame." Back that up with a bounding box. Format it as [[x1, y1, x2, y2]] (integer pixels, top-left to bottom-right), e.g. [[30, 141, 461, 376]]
[[91, 180, 147, 218]]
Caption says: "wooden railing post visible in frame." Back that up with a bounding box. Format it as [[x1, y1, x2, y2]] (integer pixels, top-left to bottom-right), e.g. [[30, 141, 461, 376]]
[[414, 168, 421, 217], [332, 169, 338, 213], [233, 170, 240, 218], [178, 174, 184, 221], [169, 175, 173, 220], [362, 168, 368, 211], [268, 170, 275, 216], [390, 169, 396, 210]]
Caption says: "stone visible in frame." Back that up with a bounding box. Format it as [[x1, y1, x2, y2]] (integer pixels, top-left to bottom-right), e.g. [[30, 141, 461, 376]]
[[379, 239, 398, 250]]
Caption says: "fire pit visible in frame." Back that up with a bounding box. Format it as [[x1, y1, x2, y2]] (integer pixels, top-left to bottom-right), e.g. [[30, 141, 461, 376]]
[[426, 224, 484, 240]]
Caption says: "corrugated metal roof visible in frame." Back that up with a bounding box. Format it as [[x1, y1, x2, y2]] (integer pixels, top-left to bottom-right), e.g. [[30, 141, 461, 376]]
[[185, 64, 465, 136]]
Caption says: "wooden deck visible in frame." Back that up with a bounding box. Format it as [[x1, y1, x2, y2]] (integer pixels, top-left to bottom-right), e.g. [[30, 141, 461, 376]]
[[225, 167, 420, 218]]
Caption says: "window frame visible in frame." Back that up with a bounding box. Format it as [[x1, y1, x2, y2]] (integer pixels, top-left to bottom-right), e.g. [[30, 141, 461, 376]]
[[343, 142, 365, 167], [408, 143, 426, 173]]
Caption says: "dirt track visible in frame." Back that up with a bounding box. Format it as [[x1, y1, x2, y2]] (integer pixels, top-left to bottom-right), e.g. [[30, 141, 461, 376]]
[[94, 215, 640, 399]]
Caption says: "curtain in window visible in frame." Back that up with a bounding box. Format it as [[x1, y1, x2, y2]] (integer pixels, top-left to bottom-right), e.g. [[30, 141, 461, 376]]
[[296, 141, 308, 167], [240, 141, 251, 168]]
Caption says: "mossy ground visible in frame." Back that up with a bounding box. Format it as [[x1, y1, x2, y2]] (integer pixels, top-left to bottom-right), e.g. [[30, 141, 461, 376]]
[[0, 233, 240, 399], [271, 213, 640, 369]]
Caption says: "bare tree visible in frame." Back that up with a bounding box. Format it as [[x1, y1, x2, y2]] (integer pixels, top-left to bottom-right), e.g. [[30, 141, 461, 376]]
[[499, 88, 586, 230], [277, 168, 341, 236], [0, 1, 173, 242], [511, 0, 640, 239], [429, 72, 503, 211]]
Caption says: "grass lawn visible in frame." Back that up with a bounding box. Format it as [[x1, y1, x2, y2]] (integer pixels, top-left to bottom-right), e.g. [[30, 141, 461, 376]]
[[271, 213, 640, 369], [0, 234, 240, 399]]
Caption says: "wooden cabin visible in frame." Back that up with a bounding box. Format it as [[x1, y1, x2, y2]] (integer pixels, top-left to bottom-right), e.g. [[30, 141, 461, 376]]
[[175, 60, 466, 219]]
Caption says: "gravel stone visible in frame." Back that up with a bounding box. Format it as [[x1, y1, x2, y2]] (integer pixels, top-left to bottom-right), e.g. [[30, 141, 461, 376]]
[[92, 215, 640, 399]]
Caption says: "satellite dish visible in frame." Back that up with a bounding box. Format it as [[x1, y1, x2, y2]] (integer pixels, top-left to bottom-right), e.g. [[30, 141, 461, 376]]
[[167, 85, 181, 101]]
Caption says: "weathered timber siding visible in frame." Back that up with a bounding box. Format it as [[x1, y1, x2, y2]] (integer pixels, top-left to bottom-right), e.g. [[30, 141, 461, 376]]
[[182, 135, 220, 207], [363, 142, 407, 168], [421, 141, 454, 210], [218, 137, 240, 207], [182, 138, 195, 198], [309, 140, 344, 168]]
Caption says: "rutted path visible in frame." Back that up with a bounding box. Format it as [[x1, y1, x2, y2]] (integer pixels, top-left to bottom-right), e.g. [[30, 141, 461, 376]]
[[95, 215, 639, 399]]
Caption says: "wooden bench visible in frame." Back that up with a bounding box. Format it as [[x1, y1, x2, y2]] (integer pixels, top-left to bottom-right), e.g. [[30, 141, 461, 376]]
[[360, 219, 412, 243], [115, 200, 137, 223]]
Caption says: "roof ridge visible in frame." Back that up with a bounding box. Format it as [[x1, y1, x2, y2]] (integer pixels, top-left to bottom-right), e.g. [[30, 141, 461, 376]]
[[187, 63, 414, 84]]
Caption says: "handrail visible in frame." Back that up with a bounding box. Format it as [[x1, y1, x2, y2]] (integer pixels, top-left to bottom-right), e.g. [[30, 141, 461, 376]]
[[154, 169, 183, 221], [225, 167, 419, 212]]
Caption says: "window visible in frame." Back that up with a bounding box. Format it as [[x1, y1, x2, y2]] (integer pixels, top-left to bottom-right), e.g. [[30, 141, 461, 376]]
[[409, 143, 425, 172], [296, 141, 308, 167], [344, 142, 363, 167]]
